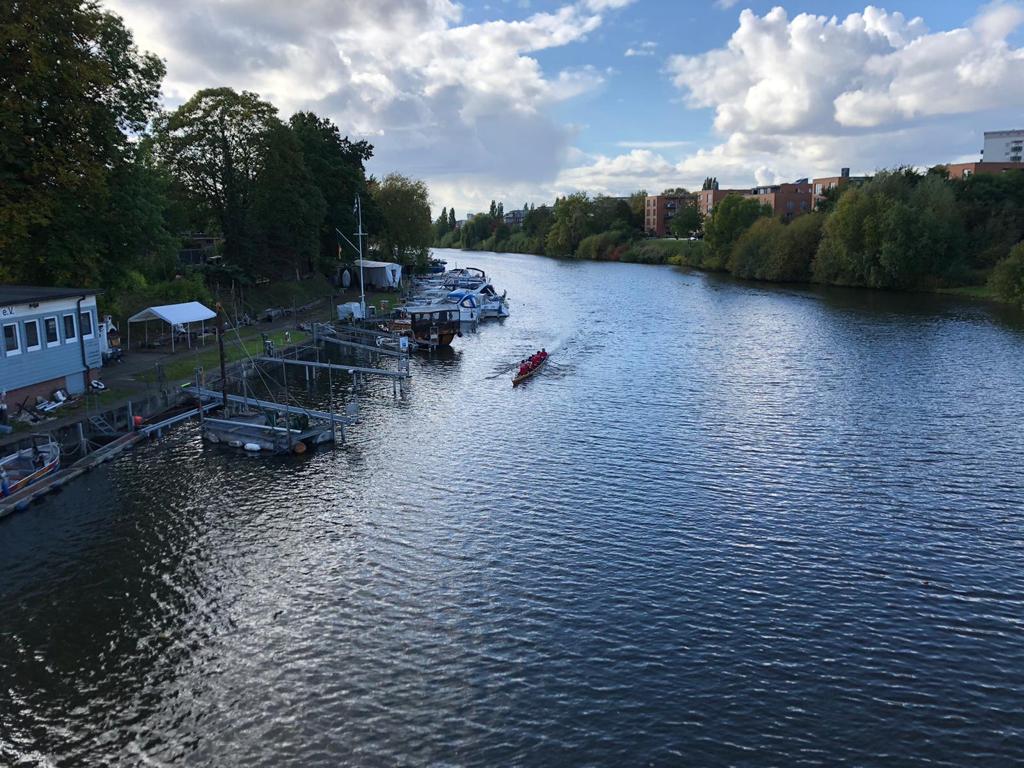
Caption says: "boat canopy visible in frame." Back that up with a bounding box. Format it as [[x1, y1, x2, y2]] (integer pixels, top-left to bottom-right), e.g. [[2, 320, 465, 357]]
[[127, 301, 217, 352], [128, 302, 216, 325]]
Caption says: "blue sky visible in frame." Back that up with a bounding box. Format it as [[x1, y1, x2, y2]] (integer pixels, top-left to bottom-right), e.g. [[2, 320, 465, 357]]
[[107, 0, 1024, 212]]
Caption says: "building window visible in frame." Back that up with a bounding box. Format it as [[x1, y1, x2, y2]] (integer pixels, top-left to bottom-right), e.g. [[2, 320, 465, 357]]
[[24, 319, 41, 351], [63, 313, 77, 343], [80, 310, 94, 339], [3, 322, 20, 356], [44, 316, 59, 347]]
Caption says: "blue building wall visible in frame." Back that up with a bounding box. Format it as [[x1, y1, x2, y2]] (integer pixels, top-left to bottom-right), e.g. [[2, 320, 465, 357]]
[[0, 300, 101, 396]]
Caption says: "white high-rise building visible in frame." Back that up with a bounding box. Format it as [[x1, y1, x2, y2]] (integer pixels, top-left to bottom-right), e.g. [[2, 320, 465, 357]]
[[982, 130, 1024, 162]]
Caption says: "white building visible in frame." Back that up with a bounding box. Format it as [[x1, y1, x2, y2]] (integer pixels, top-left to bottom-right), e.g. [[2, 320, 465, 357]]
[[982, 130, 1024, 162]]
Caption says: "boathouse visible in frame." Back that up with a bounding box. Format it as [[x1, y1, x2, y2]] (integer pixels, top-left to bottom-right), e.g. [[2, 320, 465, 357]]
[[0, 286, 102, 404]]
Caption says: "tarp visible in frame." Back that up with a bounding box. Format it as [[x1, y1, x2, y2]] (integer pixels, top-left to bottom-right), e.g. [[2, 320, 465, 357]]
[[128, 302, 216, 325], [355, 260, 402, 289]]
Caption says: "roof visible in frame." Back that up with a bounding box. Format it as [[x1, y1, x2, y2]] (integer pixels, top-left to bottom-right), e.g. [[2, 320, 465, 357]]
[[356, 259, 401, 269], [0, 285, 100, 305], [127, 302, 216, 325]]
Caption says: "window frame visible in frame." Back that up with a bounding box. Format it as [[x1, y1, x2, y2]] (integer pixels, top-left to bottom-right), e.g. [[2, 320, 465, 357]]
[[44, 316, 60, 347], [3, 322, 21, 356], [80, 310, 94, 340], [62, 313, 78, 344], [24, 319, 41, 352]]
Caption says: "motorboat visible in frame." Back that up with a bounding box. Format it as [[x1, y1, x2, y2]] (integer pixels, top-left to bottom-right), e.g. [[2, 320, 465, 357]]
[[202, 410, 335, 454], [388, 305, 461, 347], [0, 439, 60, 497]]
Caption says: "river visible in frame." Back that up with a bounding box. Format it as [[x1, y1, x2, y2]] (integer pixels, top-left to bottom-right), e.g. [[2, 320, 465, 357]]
[[3, 248, 1024, 766]]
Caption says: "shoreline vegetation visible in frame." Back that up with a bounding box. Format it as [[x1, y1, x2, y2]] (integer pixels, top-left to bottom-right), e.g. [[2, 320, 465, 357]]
[[434, 168, 1024, 307], [3, 0, 435, 325]]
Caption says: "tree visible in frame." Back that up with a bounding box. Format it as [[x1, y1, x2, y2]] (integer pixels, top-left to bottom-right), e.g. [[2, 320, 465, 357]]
[[546, 193, 592, 255], [372, 173, 433, 267], [628, 190, 648, 230], [702, 177, 719, 191], [0, 0, 165, 285], [703, 195, 770, 269], [730, 213, 824, 281], [248, 123, 325, 278], [669, 202, 702, 239], [153, 88, 280, 266], [662, 187, 690, 196], [449, 208, 456, 230], [489, 200, 497, 217], [288, 111, 375, 273], [497, 202, 504, 217], [434, 206, 450, 242], [990, 242, 1024, 306]]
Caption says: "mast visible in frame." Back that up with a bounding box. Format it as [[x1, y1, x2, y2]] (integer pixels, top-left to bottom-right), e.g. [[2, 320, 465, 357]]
[[216, 302, 227, 409], [356, 194, 366, 318]]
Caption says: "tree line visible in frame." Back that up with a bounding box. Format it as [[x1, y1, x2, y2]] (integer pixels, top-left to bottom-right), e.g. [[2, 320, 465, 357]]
[[433, 191, 703, 263], [1, 0, 433, 316], [436, 168, 1024, 305]]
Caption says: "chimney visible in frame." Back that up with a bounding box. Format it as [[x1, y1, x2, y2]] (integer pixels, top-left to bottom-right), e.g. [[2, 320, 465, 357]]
[[841, 167, 850, 178]]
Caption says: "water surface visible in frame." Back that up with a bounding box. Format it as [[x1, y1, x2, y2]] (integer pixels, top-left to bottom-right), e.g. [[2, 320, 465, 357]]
[[3, 249, 1024, 766]]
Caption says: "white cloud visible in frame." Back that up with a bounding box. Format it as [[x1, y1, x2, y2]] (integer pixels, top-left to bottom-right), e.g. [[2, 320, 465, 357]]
[[103, 0, 616, 211], [625, 40, 658, 56], [574, 2, 1024, 197], [714, 0, 741, 9], [615, 140, 692, 149]]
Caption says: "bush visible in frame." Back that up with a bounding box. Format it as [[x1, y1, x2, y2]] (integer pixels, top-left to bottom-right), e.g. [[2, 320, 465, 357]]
[[731, 214, 823, 282], [576, 230, 628, 261], [621, 239, 704, 265], [990, 242, 1024, 306]]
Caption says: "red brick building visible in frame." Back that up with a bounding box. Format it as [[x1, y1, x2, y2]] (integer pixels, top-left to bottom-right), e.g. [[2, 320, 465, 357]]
[[644, 194, 695, 237], [746, 181, 812, 220], [812, 168, 870, 208], [697, 188, 746, 218], [943, 161, 1024, 180]]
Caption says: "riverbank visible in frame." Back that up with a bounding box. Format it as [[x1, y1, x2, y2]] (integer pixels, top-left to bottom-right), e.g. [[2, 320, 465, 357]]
[[437, 239, 1010, 305]]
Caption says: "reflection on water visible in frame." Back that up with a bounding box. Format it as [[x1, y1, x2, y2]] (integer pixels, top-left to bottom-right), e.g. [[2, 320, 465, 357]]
[[2, 249, 1024, 766]]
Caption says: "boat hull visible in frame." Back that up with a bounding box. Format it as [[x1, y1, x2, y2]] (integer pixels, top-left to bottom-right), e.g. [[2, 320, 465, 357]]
[[1, 443, 61, 497], [512, 357, 549, 387]]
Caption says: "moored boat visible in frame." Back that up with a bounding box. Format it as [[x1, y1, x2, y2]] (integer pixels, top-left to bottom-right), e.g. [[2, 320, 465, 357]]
[[0, 439, 60, 497], [388, 305, 461, 347]]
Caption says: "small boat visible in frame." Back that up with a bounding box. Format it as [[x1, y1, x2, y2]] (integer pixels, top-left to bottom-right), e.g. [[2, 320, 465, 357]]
[[512, 355, 549, 387], [0, 439, 60, 497]]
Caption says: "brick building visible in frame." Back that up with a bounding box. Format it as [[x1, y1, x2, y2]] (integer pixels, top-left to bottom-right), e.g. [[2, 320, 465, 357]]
[[943, 162, 1024, 180], [644, 194, 695, 237], [746, 181, 812, 220], [812, 168, 870, 208], [697, 188, 746, 218]]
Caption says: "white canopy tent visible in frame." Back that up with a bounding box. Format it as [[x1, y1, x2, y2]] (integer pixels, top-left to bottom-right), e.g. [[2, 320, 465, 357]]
[[127, 301, 217, 352], [356, 259, 402, 289]]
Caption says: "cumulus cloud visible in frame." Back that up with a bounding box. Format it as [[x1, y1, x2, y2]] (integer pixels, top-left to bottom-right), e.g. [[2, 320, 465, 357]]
[[103, 0, 617, 204], [546, 3, 1024, 199]]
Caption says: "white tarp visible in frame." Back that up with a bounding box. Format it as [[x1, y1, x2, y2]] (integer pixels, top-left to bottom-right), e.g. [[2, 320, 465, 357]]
[[128, 302, 216, 325], [356, 259, 402, 289]]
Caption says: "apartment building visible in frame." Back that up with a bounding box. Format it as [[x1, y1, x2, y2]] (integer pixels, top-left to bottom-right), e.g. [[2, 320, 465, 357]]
[[982, 130, 1024, 162], [746, 181, 812, 220], [644, 194, 693, 237], [811, 168, 870, 208], [697, 188, 746, 218]]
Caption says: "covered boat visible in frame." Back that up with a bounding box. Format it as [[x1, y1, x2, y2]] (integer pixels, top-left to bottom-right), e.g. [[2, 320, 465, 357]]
[[0, 439, 60, 497], [388, 305, 461, 347]]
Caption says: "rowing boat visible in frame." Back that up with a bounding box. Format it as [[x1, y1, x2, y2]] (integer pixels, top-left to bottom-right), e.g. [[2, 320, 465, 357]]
[[512, 356, 549, 387]]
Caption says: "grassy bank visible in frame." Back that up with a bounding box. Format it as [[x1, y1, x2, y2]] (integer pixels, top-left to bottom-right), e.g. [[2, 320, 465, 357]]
[[135, 328, 311, 383]]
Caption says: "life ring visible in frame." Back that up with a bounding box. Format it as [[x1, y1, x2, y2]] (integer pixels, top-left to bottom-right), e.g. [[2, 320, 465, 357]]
[[90, 380, 106, 391]]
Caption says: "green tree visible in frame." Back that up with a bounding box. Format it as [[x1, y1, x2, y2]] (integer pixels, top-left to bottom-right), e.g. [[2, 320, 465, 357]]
[[669, 202, 702, 238], [288, 111, 374, 273], [449, 208, 456, 230], [153, 88, 280, 267], [703, 195, 770, 269], [814, 171, 965, 288], [702, 177, 719, 191], [628, 190, 648, 230], [489, 200, 497, 217], [0, 0, 165, 285], [248, 123, 325, 278], [372, 173, 433, 267], [990, 242, 1024, 306], [546, 193, 593, 256], [730, 213, 824, 281]]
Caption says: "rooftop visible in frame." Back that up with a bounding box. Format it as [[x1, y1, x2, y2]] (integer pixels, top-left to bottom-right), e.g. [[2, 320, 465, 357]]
[[0, 285, 100, 305]]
